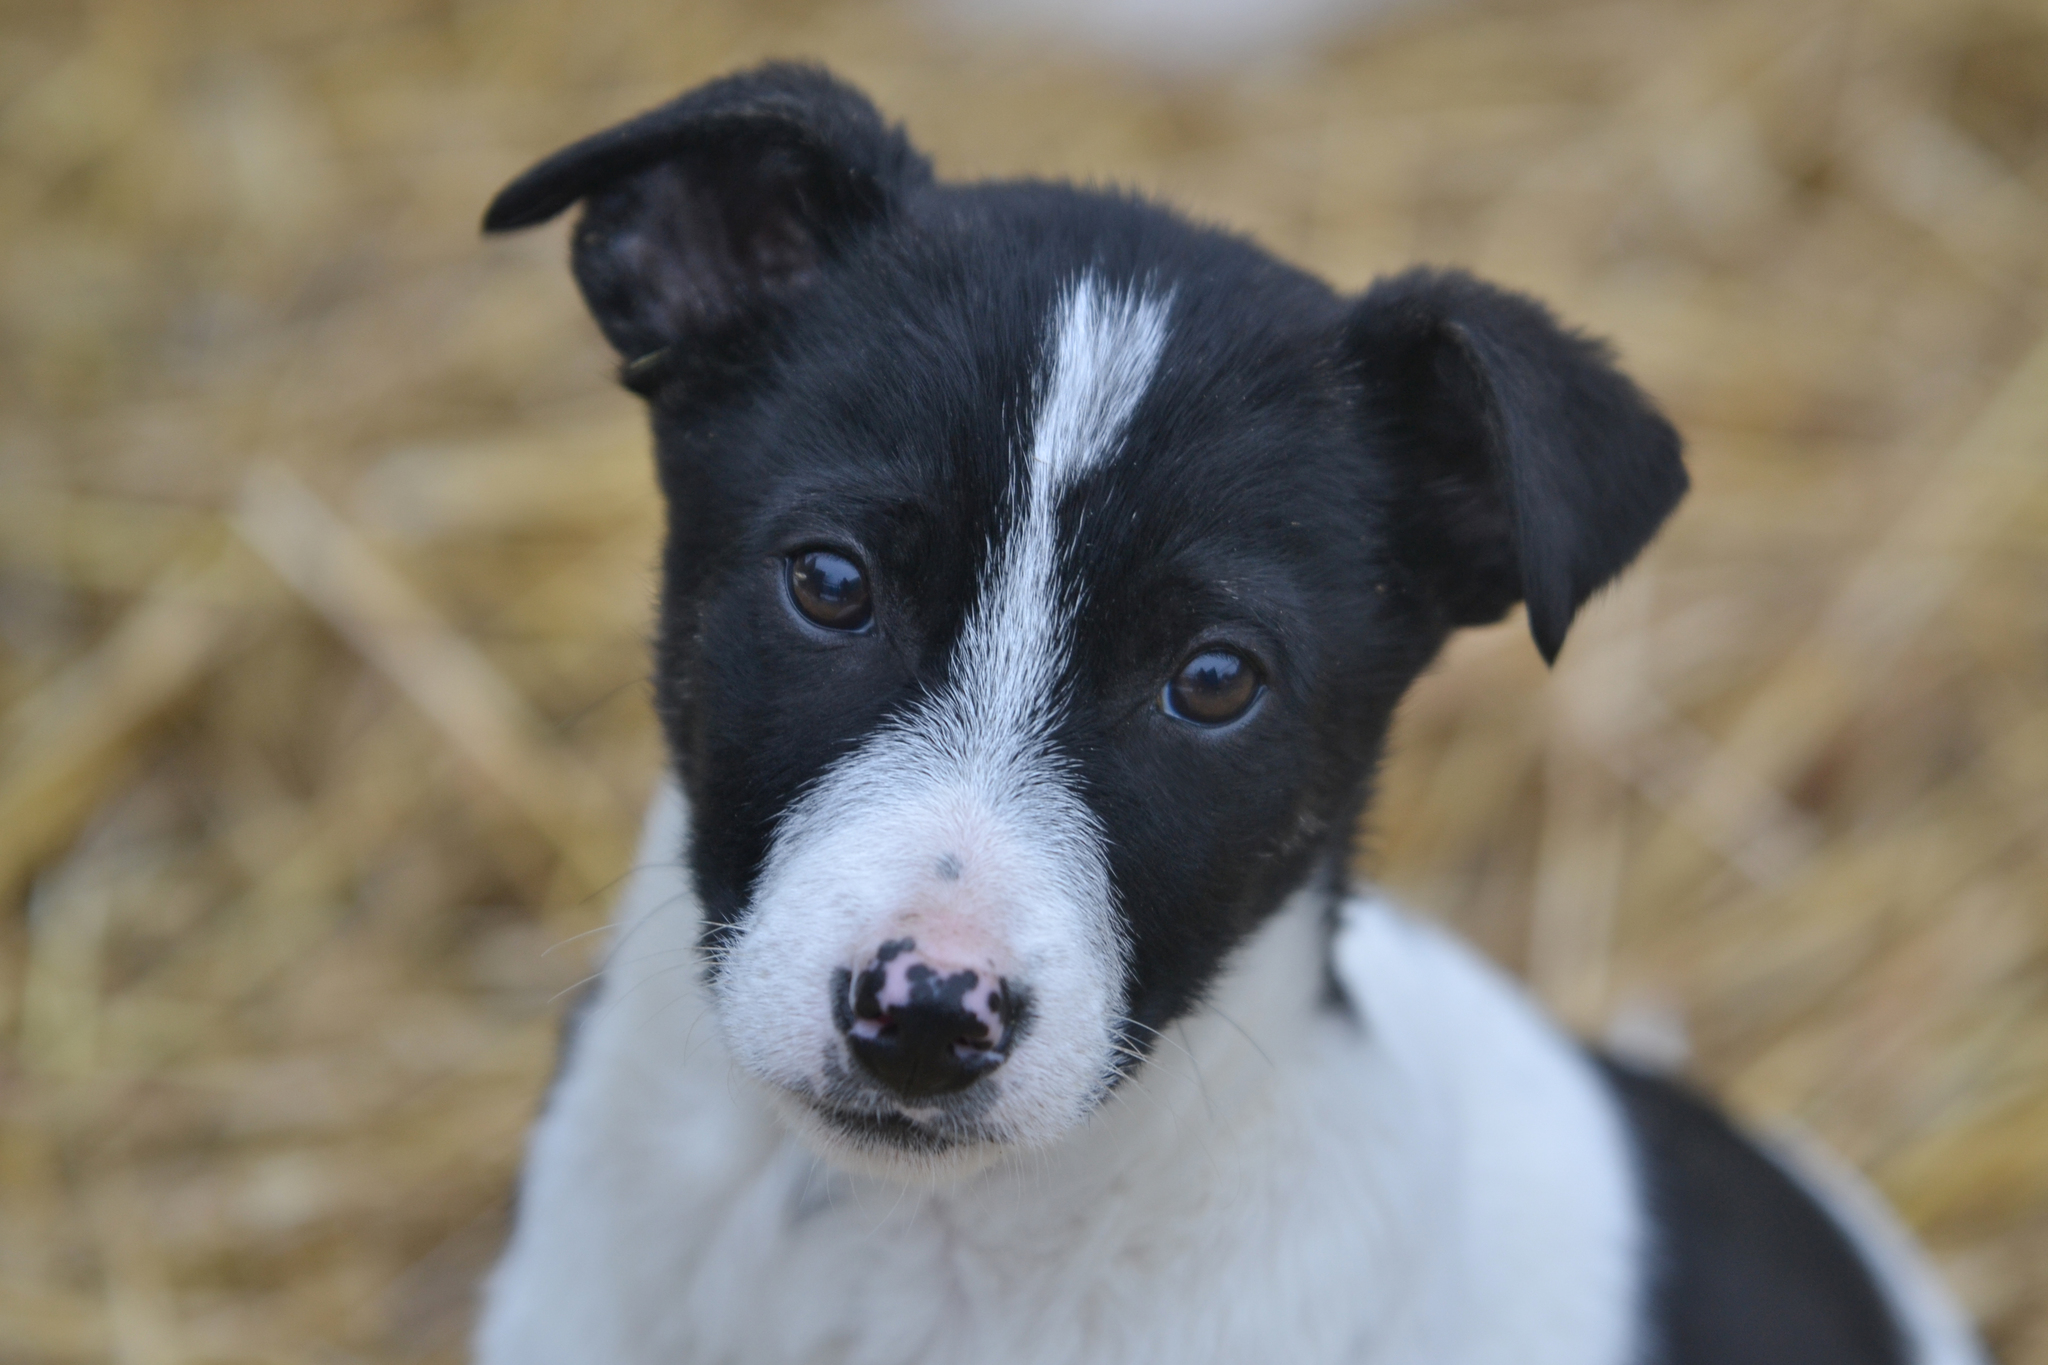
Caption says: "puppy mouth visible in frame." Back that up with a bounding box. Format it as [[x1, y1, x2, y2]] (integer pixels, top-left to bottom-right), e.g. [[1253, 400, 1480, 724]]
[[806, 1100, 970, 1154], [786, 1082, 1009, 1157]]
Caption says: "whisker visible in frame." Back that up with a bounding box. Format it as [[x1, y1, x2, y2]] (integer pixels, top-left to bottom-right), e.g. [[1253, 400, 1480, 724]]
[[1207, 1007, 1276, 1072], [600, 957, 706, 1018], [546, 970, 606, 1006], [539, 865, 688, 958]]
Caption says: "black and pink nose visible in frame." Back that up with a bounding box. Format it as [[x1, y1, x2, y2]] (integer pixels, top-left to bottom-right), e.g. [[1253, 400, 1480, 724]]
[[838, 938, 1019, 1100]]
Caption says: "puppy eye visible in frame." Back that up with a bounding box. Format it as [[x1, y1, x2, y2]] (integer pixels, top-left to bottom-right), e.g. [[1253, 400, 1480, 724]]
[[788, 550, 872, 631], [1163, 648, 1261, 726]]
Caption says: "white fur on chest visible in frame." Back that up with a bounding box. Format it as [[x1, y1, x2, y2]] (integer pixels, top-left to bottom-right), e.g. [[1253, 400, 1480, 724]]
[[475, 786, 1643, 1365]]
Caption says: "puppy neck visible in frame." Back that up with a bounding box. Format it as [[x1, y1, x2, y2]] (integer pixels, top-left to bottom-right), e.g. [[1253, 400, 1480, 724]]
[[990, 875, 1343, 1194]]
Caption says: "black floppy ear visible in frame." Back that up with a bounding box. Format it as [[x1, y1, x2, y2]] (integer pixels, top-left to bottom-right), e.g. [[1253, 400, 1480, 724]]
[[1348, 268, 1686, 664], [483, 63, 930, 390]]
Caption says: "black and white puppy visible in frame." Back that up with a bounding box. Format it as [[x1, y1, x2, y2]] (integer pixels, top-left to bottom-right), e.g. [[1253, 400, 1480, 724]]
[[474, 64, 1985, 1365]]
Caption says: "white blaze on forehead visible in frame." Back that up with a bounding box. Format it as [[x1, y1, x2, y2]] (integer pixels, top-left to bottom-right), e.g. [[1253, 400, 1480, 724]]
[[959, 272, 1174, 742], [717, 274, 1172, 1157], [1032, 273, 1175, 489]]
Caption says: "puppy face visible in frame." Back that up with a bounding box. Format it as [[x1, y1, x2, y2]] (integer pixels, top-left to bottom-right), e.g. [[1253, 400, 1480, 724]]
[[667, 258, 1411, 1168], [486, 64, 1685, 1172]]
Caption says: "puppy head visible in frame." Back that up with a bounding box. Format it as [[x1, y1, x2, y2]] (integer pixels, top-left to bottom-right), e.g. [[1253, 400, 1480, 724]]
[[486, 64, 1686, 1175]]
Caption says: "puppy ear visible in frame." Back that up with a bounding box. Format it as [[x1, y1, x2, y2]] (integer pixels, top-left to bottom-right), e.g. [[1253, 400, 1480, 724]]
[[1347, 268, 1686, 663], [483, 63, 930, 386]]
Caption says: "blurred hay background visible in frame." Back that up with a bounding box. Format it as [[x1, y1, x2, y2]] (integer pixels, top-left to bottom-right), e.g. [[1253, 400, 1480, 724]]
[[1, 0, 2044, 1359]]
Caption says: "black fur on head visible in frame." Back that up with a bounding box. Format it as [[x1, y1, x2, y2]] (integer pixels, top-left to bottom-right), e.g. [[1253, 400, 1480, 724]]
[[485, 62, 1685, 1096]]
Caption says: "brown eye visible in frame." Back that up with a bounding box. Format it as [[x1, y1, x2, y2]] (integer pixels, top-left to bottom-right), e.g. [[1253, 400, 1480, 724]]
[[1164, 648, 1261, 726], [788, 550, 872, 631]]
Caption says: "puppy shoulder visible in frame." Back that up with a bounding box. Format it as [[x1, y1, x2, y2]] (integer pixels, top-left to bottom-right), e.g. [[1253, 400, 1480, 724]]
[[1329, 892, 1566, 1066], [1331, 892, 1647, 1365]]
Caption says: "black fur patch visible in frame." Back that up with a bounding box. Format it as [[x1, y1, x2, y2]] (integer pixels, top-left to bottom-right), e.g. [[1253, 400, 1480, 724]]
[[1598, 1057, 1909, 1365]]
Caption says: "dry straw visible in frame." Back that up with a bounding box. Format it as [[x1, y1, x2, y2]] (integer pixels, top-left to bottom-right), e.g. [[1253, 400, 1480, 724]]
[[2, 0, 2044, 1360]]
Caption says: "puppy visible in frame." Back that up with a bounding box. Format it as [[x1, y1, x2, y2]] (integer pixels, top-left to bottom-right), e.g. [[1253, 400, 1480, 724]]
[[474, 64, 1985, 1365]]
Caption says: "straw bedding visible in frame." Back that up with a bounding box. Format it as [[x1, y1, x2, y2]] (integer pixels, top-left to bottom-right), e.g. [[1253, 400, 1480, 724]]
[[1, 0, 2044, 1359]]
